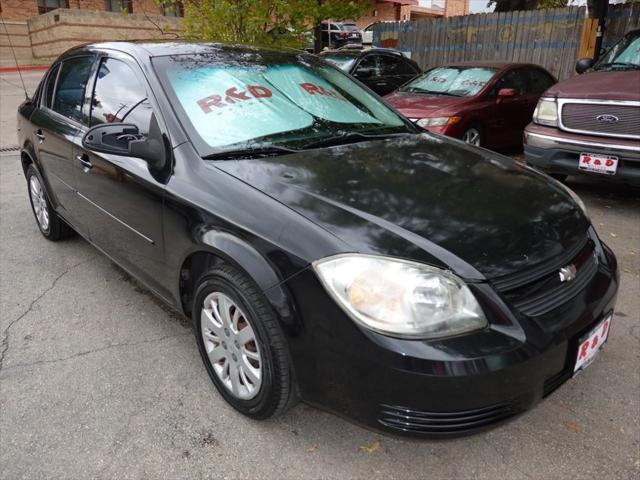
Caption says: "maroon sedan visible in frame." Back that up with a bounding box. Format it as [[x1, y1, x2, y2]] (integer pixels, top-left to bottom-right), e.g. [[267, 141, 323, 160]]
[[385, 62, 556, 149]]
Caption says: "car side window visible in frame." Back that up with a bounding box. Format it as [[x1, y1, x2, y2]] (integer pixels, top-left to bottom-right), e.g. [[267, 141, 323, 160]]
[[494, 69, 528, 96], [396, 59, 419, 75], [51, 56, 94, 123], [528, 68, 555, 94], [43, 63, 60, 109], [377, 55, 404, 76], [355, 55, 379, 76], [90, 57, 153, 134]]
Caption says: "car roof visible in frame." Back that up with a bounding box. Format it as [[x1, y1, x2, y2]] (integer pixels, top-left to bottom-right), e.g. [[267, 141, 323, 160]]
[[58, 41, 307, 61], [320, 48, 407, 58]]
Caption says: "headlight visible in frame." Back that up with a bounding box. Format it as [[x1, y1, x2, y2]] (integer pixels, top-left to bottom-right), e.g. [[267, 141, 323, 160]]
[[313, 254, 488, 339], [416, 116, 460, 128], [533, 98, 558, 127]]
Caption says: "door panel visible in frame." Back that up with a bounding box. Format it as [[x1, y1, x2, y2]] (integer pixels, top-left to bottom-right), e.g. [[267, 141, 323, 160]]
[[31, 57, 95, 235], [72, 55, 168, 298], [487, 68, 530, 147]]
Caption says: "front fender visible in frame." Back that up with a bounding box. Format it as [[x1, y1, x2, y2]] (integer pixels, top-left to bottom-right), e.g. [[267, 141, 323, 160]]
[[178, 229, 302, 335]]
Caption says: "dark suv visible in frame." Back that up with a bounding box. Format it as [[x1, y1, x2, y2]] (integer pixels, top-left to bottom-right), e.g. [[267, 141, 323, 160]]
[[320, 21, 362, 49], [524, 28, 640, 185]]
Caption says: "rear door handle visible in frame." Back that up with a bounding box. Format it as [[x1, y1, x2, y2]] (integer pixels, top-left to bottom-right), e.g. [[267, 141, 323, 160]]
[[76, 154, 93, 171], [34, 129, 45, 143]]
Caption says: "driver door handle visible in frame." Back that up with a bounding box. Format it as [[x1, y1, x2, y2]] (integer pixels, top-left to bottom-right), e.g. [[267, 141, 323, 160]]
[[77, 154, 93, 171]]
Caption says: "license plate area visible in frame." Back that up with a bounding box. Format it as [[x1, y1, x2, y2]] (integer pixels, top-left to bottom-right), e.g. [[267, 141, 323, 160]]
[[573, 314, 612, 374], [578, 152, 618, 175]]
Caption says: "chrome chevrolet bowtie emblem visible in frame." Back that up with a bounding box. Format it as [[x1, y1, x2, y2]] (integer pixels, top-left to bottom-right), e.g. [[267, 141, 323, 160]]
[[597, 114, 619, 124], [559, 264, 577, 283]]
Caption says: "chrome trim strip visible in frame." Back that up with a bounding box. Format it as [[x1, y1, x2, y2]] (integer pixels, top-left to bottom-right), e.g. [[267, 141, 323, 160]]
[[558, 98, 640, 140], [525, 131, 640, 153], [77, 192, 155, 244]]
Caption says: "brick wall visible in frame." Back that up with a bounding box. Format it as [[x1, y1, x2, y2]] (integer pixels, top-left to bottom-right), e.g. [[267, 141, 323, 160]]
[[355, 1, 400, 30], [444, 0, 469, 17], [0, 0, 39, 21], [0, 21, 33, 66], [27, 8, 182, 62]]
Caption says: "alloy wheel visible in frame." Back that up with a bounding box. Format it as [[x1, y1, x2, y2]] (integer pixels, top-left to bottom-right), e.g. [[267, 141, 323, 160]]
[[29, 175, 50, 232], [200, 292, 262, 400]]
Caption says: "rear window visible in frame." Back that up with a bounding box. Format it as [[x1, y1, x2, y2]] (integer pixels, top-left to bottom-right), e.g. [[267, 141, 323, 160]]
[[340, 24, 359, 32], [321, 53, 358, 71]]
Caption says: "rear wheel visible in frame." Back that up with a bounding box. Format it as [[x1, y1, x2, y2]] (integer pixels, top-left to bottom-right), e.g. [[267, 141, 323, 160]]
[[26, 165, 74, 241], [462, 125, 483, 147], [193, 262, 297, 419]]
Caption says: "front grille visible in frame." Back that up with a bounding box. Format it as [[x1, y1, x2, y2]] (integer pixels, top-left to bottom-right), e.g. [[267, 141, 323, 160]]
[[379, 403, 517, 435], [493, 239, 598, 317], [560, 102, 640, 139]]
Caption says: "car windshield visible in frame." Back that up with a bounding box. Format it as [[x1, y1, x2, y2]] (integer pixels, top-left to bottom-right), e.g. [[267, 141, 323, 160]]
[[153, 50, 409, 155], [400, 66, 497, 97], [320, 53, 358, 71], [595, 30, 640, 70]]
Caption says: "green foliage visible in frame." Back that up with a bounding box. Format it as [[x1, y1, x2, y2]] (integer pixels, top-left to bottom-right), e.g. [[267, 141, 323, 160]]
[[537, 0, 568, 8], [158, 0, 371, 48]]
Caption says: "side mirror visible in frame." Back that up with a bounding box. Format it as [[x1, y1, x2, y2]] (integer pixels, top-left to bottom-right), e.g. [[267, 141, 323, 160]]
[[81, 114, 167, 169], [128, 114, 167, 169], [82, 123, 140, 155], [497, 88, 517, 99], [575, 57, 594, 74]]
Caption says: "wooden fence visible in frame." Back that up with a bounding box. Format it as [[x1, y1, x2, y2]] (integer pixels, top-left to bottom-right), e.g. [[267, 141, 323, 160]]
[[372, 5, 638, 81], [603, 2, 640, 50]]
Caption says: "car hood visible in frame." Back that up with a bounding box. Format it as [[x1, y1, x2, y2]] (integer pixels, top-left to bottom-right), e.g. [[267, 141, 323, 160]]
[[544, 70, 640, 101], [214, 134, 588, 280], [384, 92, 470, 117]]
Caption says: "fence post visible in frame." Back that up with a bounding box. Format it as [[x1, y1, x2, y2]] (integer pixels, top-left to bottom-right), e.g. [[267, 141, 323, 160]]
[[578, 17, 598, 60]]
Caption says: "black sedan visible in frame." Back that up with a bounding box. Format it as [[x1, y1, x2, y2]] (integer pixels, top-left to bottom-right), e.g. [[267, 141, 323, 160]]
[[18, 42, 618, 437], [320, 48, 421, 96]]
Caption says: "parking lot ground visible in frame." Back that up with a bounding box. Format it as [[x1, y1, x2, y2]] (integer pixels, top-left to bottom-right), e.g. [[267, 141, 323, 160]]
[[1, 70, 639, 479]]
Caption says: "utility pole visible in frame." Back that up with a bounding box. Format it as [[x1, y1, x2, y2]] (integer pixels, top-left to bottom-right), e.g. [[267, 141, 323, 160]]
[[314, 0, 324, 53], [587, 0, 609, 62]]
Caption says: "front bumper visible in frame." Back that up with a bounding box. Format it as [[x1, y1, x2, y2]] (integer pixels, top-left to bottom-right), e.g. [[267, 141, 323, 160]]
[[283, 240, 619, 437], [524, 124, 640, 186]]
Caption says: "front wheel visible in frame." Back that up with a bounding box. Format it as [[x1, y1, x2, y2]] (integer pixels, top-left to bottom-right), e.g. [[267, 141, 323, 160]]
[[193, 262, 297, 419], [462, 125, 483, 147]]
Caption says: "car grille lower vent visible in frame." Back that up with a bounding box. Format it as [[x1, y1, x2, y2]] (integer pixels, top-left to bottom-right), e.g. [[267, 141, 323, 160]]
[[378, 403, 517, 435], [492, 238, 598, 317]]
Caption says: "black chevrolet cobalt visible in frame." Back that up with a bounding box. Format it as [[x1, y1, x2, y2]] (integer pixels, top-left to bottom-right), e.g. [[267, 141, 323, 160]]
[[18, 42, 618, 437]]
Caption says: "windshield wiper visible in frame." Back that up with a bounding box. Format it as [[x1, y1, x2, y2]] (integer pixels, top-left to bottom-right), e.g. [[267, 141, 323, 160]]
[[403, 88, 462, 97], [595, 62, 640, 71], [301, 130, 407, 150], [203, 145, 300, 160]]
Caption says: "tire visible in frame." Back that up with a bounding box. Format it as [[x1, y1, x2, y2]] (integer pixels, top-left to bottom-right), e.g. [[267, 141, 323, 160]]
[[462, 124, 484, 148], [193, 262, 297, 419], [26, 164, 75, 241]]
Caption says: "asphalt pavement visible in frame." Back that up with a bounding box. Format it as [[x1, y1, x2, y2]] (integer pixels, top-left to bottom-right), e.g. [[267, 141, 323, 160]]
[[1, 70, 639, 479]]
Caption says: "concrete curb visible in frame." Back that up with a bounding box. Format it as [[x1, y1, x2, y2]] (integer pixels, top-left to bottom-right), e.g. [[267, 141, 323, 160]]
[[0, 65, 49, 73]]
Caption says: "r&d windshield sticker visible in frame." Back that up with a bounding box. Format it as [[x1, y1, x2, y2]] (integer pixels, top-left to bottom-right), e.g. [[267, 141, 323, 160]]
[[264, 65, 380, 125], [168, 66, 314, 148]]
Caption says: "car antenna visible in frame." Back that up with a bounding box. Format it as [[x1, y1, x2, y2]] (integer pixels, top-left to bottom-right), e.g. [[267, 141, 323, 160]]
[[0, 10, 30, 100]]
